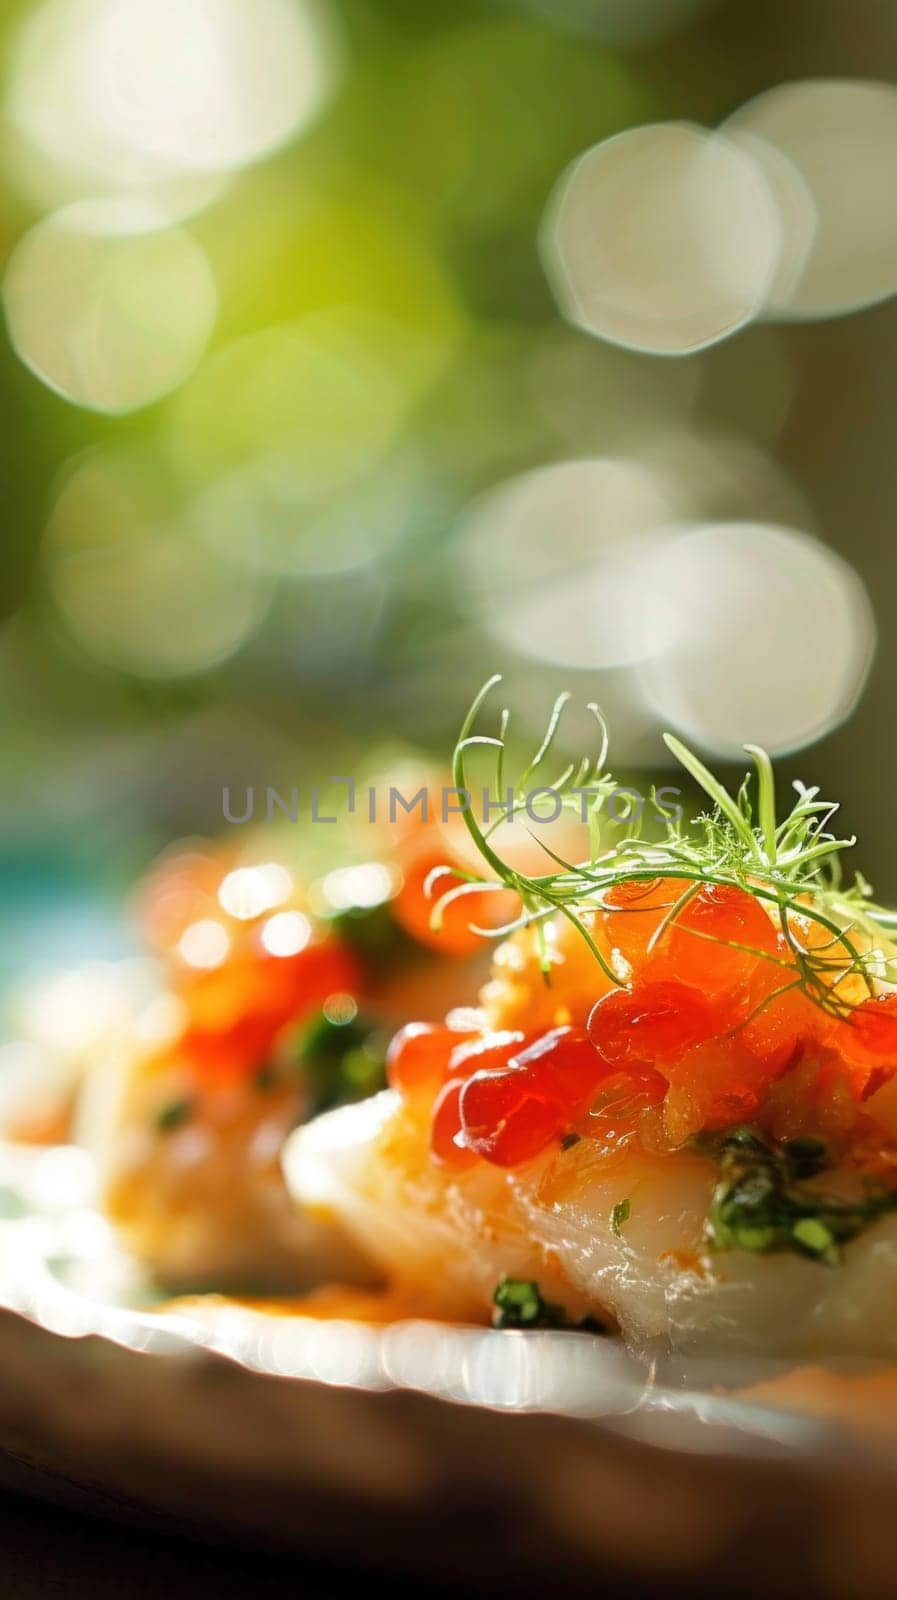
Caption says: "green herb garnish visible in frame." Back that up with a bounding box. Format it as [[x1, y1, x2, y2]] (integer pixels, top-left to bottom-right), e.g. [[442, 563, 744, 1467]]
[[492, 1276, 607, 1333], [431, 677, 897, 1023], [611, 1198, 631, 1236], [293, 1008, 387, 1117], [155, 1097, 194, 1133], [329, 901, 419, 978], [699, 1125, 897, 1265]]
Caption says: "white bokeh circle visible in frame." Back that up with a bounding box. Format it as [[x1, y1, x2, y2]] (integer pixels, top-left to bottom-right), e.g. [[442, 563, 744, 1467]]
[[542, 122, 781, 355], [3, 199, 218, 414], [726, 80, 897, 319], [458, 457, 685, 669], [6, 0, 339, 191], [636, 521, 876, 755]]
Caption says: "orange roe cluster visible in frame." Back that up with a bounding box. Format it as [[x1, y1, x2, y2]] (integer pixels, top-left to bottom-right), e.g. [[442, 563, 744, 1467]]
[[387, 879, 897, 1169], [139, 847, 361, 1086]]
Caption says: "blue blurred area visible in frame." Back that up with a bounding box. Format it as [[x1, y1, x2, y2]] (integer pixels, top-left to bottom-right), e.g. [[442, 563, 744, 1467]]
[[0, 850, 136, 1005]]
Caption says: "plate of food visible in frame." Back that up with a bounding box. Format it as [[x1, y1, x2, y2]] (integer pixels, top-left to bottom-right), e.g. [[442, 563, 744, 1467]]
[[3, 681, 897, 1598]]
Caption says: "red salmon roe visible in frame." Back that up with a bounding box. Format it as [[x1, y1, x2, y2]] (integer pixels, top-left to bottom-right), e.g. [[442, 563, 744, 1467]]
[[429, 1079, 478, 1168], [738, 982, 816, 1075], [587, 976, 813, 1135], [600, 879, 674, 970], [828, 994, 897, 1098], [183, 937, 361, 1084], [665, 884, 781, 990], [664, 1033, 781, 1134], [847, 993, 897, 1058], [387, 1022, 471, 1095], [587, 981, 722, 1070], [415, 878, 897, 1171], [601, 879, 782, 1000], [459, 1027, 609, 1167], [446, 1031, 526, 1078]]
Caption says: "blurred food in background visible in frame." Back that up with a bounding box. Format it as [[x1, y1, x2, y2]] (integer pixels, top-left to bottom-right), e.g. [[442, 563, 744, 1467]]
[[80, 840, 387, 1289], [2, 770, 588, 1287]]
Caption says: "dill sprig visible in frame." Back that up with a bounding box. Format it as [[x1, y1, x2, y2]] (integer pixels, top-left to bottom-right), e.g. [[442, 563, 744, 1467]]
[[430, 676, 897, 1021]]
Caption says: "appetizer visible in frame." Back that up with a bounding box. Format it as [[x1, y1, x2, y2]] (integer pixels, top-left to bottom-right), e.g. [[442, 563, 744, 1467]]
[[80, 848, 380, 1288], [286, 679, 897, 1357], [79, 791, 527, 1290]]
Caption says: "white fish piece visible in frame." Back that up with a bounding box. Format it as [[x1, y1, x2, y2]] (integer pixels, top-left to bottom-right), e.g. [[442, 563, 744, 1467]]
[[285, 1088, 897, 1359]]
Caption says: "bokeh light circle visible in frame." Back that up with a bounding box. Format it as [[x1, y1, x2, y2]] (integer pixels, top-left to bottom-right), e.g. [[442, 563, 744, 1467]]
[[458, 457, 685, 669], [726, 80, 897, 318], [3, 200, 218, 414], [543, 122, 781, 355], [636, 521, 876, 756], [0, 121, 230, 219], [43, 447, 273, 677], [724, 129, 818, 313], [6, 0, 339, 190]]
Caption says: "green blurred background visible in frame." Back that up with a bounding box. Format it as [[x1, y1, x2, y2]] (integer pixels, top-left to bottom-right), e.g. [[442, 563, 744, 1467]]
[[0, 0, 896, 981]]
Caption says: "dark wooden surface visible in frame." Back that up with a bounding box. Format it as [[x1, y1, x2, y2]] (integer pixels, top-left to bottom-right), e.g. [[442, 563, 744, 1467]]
[[0, 1483, 703, 1600]]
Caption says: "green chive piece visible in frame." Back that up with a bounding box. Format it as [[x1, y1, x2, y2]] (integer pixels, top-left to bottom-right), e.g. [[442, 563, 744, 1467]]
[[492, 1277, 606, 1334], [155, 1098, 193, 1134], [792, 1218, 838, 1261], [700, 1125, 897, 1267]]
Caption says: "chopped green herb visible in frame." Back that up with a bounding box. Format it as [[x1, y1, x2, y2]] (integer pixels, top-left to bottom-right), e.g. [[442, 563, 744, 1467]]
[[791, 1217, 838, 1265], [293, 1008, 387, 1117], [698, 1125, 897, 1265], [329, 902, 418, 977], [155, 1098, 194, 1133], [492, 1277, 606, 1334], [782, 1135, 828, 1178], [560, 1132, 581, 1151], [611, 1198, 631, 1236]]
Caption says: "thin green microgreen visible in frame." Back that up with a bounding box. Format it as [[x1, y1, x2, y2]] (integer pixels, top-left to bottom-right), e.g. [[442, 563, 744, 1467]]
[[431, 677, 897, 1021]]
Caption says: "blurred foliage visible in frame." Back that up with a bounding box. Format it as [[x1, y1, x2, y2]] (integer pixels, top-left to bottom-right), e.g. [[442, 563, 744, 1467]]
[[0, 0, 895, 911]]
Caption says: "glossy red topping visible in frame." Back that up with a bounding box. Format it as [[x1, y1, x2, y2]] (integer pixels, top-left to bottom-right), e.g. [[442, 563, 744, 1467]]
[[845, 993, 897, 1059], [587, 981, 721, 1069], [388, 876, 897, 1171], [387, 1023, 459, 1095], [587, 975, 815, 1134], [459, 1028, 609, 1167], [176, 938, 361, 1086], [430, 1079, 478, 1168], [446, 1031, 527, 1078], [138, 846, 362, 1085], [824, 993, 897, 1099], [602, 879, 781, 998]]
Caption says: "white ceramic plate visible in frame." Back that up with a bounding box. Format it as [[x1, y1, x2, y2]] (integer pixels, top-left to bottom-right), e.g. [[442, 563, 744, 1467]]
[[1, 1140, 896, 1596]]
